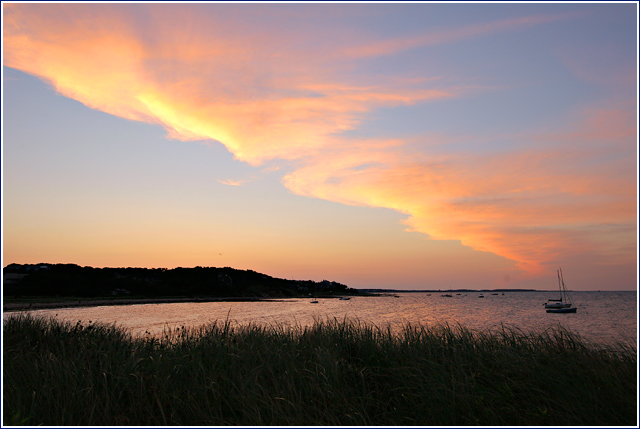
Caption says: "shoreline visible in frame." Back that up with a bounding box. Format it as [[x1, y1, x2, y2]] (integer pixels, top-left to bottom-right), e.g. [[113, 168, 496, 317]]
[[2, 296, 299, 312]]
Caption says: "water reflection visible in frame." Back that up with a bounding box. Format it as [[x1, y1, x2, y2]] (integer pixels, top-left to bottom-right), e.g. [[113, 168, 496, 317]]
[[11, 291, 637, 347]]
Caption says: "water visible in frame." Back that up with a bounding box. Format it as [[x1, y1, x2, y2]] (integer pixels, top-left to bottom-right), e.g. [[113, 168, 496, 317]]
[[9, 291, 638, 347]]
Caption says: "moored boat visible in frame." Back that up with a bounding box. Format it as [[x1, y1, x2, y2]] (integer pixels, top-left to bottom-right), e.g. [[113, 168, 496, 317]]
[[544, 268, 577, 313], [544, 269, 573, 308]]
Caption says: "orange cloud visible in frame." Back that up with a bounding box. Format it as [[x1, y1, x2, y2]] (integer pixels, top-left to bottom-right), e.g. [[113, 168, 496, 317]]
[[216, 179, 246, 187], [283, 104, 637, 276], [4, 4, 455, 165]]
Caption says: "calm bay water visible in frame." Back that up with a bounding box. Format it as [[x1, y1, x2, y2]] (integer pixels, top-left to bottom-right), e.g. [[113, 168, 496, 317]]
[[11, 291, 638, 347]]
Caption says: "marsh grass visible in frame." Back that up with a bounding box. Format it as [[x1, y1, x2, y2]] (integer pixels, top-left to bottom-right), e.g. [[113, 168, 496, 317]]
[[3, 313, 637, 426]]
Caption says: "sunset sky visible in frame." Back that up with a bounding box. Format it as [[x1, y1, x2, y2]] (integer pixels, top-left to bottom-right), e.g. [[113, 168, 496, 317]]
[[2, 3, 637, 291]]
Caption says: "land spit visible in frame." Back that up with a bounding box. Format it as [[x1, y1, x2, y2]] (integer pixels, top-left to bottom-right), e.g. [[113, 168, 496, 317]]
[[2, 294, 357, 312], [2, 296, 289, 312]]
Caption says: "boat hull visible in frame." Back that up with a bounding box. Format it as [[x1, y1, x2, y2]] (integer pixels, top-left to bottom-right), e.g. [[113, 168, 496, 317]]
[[546, 307, 577, 313], [544, 302, 571, 308]]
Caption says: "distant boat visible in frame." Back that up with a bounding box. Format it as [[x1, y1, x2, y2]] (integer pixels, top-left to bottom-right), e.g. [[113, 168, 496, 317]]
[[545, 269, 577, 313], [339, 297, 351, 300], [478, 294, 485, 298], [310, 300, 319, 304], [441, 294, 453, 297]]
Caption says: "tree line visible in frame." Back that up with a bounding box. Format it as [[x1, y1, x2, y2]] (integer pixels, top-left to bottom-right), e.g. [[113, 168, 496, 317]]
[[3, 263, 354, 298]]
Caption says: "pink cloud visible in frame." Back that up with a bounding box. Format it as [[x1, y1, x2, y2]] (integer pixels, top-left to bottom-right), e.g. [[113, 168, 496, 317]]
[[217, 179, 246, 187], [4, 4, 456, 166], [283, 103, 636, 277]]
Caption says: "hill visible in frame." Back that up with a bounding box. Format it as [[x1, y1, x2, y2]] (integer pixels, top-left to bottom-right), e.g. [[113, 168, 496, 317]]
[[2, 263, 355, 299]]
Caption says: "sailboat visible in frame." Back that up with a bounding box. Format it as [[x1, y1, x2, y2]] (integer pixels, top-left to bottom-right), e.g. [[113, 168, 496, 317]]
[[545, 269, 577, 313], [544, 270, 572, 309]]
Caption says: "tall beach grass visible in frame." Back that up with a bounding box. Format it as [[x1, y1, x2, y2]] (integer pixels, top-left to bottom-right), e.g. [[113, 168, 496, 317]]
[[3, 313, 637, 426]]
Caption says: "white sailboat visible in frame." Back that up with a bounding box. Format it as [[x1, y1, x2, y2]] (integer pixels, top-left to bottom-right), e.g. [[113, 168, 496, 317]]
[[545, 269, 577, 313]]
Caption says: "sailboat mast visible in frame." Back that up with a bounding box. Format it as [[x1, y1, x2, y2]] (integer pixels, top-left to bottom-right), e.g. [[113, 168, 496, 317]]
[[559, 268, 571, 305]]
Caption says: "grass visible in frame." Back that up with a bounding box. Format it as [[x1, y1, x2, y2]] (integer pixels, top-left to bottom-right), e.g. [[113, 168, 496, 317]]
[[3, 313, 637, 426]]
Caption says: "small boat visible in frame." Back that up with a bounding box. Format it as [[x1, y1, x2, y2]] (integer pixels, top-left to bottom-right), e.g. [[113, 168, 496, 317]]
[[339, 297, 351, 300], [310, 300, 319, 304], [478, 294, 484, 298], [545, 269, 573, 308], [545, 268, 577, 313], [441, 294, 453, 297]]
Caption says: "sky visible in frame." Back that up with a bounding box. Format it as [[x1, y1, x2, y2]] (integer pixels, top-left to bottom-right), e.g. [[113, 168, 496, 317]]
[[2, 2, 638, 291]]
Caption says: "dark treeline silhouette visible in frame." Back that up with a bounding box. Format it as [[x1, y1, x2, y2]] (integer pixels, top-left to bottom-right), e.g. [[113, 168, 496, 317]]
[[3, 263, 354, 298]]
